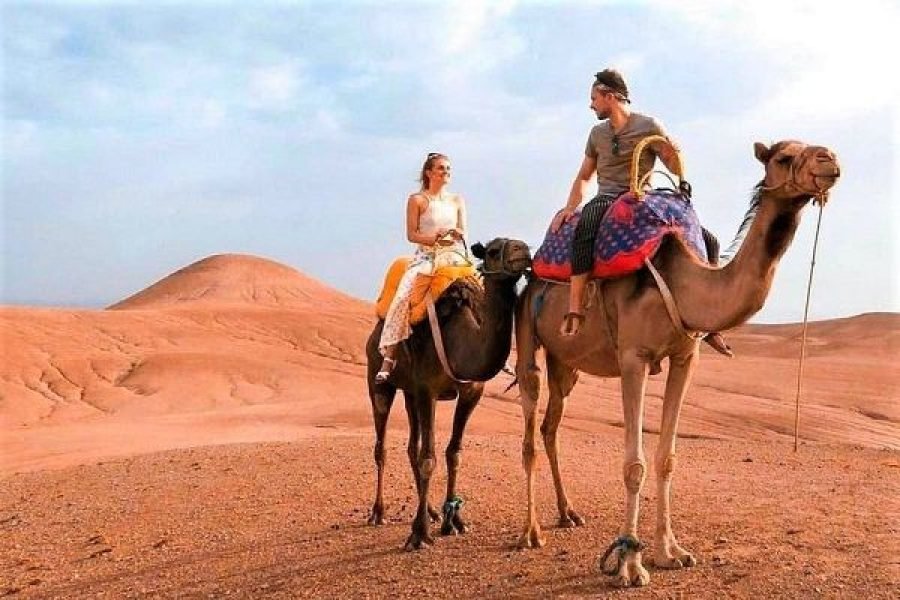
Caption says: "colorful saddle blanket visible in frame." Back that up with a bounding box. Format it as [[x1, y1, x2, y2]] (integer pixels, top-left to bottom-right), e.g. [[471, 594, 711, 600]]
[[375, 258, 478, 325], [532, 190, 708, 281]]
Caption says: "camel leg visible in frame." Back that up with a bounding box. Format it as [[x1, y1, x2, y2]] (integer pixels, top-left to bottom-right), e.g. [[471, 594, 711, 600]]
[[653, 349, 698, 569], [543, 354, 584, 528], [405, 391, 437, 551], [441, 383, 483, 536], [516, 352, 546, 549], [602, 352, 650, 587], [367, 382, 396, 525], [404, 391, 440, 524]]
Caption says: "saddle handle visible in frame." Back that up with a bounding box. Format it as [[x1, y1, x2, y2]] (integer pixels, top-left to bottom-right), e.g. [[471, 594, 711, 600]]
[[629, 134, 685, 200]]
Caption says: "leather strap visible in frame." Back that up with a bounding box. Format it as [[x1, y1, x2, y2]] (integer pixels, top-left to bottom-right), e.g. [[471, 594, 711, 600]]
[[643, 259, 705, 341], [425, 293, 473, 384]]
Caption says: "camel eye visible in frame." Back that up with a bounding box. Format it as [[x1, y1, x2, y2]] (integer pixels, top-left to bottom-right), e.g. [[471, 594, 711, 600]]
[[488, 248, 501, 258], [776, 155, 793, 165]]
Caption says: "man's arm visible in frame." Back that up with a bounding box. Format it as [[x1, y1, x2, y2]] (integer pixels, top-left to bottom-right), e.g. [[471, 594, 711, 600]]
[[565, 155, 598, 211], [653, 138, 682, 175], [551, 155, 597, 232]]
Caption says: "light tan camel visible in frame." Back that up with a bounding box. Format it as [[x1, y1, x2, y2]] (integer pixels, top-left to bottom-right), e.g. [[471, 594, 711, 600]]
[[513, 140, 840, 587]]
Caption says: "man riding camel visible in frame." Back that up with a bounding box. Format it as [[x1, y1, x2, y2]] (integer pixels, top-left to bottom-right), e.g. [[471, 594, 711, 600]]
[[551, 68, 732, 357]]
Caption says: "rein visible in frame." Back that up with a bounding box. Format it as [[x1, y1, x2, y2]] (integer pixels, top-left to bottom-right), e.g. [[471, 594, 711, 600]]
[[426, 237, 524, 384], [758, 152, 831, 206]]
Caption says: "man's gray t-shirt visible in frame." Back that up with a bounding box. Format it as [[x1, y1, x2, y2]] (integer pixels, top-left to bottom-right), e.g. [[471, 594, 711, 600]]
[[585, 111, 667, 197]]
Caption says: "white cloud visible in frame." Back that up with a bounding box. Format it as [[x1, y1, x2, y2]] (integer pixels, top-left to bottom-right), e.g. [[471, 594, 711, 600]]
[[442, 0, 518, 55], [652, 0, 900, 119], [249, 63, 302, 111]]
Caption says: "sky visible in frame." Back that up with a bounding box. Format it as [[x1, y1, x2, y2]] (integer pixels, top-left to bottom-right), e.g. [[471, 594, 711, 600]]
[[3, 0, 898, 322]]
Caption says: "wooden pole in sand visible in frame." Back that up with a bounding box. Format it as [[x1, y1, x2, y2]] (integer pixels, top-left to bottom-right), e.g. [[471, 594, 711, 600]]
[[794, 201, 826, 452]]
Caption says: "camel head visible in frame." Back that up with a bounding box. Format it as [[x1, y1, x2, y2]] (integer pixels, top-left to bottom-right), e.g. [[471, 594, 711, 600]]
[[754, 140, 840, 204], [471, 238, 532, 279]]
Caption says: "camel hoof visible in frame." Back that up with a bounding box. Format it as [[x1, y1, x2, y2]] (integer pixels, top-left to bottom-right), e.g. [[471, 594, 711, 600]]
[[653, 556, 683, 569], [631, 565, 650, 587], [654, 547, 696, 569], [557, 508, 585, 528], [440, 513, 468, 536], [516, 527, 546, 549], [367, 504, 385, 526], [611, 565, 650, 588], [403, 532, 434, 551], [427, 504, 441, 523]]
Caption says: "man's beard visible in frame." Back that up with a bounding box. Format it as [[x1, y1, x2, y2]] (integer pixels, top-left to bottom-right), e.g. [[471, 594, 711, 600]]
[[594, 109, 610, 121]]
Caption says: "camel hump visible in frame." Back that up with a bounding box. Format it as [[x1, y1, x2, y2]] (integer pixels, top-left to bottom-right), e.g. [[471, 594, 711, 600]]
[[532, 190, 708, 282], [375, 258, 479, 325]]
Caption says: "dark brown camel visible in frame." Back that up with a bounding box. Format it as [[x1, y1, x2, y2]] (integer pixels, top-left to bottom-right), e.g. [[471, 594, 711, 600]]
[[365, 237, 532, 550]]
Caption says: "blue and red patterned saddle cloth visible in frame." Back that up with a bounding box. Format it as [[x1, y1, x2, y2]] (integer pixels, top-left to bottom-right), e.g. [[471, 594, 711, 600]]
[[532, 189, 708, 282]]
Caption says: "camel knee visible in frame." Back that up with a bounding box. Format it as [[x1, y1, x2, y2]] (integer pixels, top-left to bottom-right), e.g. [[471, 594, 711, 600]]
[[656, 453, 676, 479], [521, 440, 537, 468], [373, 440, 386, 465], [418, 456, 436, 479], [540, 423, 557, 446], [446, 446, 461, 471], [623, 460, 647, 493], [517, 366, 540, 402]]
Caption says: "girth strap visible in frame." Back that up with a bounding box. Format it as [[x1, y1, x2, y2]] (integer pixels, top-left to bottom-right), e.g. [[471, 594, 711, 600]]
[[425, 293, 473, 384], [643, 258, 705, 341]]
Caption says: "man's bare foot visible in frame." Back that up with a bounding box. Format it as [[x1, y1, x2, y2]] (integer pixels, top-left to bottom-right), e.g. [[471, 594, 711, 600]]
[[703, 332, 733, 357]]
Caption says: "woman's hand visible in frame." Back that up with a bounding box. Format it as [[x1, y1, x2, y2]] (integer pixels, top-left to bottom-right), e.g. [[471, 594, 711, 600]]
[[446, 227, 464, 240], [433, 228, 453, 246]]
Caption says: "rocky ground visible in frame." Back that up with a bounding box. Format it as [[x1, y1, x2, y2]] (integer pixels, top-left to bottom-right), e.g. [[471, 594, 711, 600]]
[[2, 433, 897, 599]]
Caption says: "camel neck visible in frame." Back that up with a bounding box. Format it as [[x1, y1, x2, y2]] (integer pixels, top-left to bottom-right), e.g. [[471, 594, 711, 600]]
[[446, 275, 517, 381], [667, 192, 805, 332]]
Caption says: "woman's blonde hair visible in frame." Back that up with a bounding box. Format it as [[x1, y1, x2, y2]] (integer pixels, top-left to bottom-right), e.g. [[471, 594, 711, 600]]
[[420, 152, 449, 190]]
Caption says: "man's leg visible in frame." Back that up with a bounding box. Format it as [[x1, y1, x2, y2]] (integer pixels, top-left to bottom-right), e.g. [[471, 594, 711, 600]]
[[562, 196, 612, 336]]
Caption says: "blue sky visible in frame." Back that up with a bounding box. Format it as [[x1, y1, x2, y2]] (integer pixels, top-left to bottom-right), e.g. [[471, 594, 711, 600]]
[[3, 0, 898, 322]]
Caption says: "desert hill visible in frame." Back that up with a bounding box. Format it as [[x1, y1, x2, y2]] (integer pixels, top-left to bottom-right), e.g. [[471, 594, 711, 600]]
[[1, 254, 898, 476], [108, 253, 369, 311], [1, 254, 898, 598]]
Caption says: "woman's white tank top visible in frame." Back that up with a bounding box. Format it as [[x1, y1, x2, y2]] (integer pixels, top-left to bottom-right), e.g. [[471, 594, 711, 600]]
[[418, 194, 458, 238]]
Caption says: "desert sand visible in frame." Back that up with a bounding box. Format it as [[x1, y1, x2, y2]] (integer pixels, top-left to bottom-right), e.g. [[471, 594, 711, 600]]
[[1, 254, 898, 598]]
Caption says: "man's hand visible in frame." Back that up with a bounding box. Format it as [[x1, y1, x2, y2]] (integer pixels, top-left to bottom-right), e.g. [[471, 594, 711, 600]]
[[551, 207, 576, 233]]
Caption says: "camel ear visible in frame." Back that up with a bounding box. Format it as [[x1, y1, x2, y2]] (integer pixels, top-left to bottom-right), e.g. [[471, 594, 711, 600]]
[[754, 142, 772, 164], [470, 242, 486, 259]]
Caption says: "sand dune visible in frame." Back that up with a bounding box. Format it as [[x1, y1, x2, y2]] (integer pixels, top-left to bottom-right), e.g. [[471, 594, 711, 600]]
[[2, 254, 898, 598], [108, 253, 369, 311], [1, 254, 897, 476]]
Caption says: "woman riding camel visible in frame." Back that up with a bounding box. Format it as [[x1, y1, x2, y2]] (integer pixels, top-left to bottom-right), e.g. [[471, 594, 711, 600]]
[[375, 152, 469, 382]]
